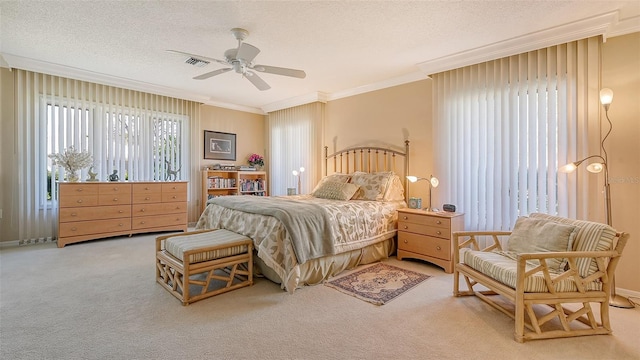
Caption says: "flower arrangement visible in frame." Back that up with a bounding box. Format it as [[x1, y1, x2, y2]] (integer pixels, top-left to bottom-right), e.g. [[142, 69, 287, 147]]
[[248, 153, 264, 168], [48, 146, 93, 181]]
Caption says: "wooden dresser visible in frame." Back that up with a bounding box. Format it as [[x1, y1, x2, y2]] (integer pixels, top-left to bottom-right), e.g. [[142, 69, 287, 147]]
[[396, 208, 464, 273], [58, 181, 188, 247]]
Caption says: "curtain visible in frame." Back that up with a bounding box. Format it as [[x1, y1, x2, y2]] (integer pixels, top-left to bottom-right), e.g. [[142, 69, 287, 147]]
[[266, 102, 324, 196], [13, 69, 200, 243], [432, 37, 602, 231]]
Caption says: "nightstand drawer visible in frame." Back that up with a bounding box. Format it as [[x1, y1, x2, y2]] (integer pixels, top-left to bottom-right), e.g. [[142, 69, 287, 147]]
[[398, 221, 451, 240], [398, 212, 450, 228], [398, 232, 451, 261]]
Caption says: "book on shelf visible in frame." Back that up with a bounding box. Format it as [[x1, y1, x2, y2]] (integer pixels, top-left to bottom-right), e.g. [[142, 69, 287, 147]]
[[238, 165, 256, 171]]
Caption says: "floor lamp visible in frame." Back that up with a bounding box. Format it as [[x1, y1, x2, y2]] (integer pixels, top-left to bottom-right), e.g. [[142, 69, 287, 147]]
[[559, 88, 634, 309]]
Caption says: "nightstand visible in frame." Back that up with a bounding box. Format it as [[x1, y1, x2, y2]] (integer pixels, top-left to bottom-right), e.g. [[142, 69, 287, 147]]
[[396, 208, 464, 273]]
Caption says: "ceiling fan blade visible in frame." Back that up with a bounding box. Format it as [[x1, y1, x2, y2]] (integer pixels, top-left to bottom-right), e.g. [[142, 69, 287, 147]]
[[245, 71, 271, 91], [236, 43, 261, 63], [166, 50, 228, 66], [193, 68, 232, 80], [252, 64, 306, 79]]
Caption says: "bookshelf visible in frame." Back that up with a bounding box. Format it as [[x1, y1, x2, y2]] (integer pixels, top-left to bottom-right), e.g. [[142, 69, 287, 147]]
[[201, 170, 267, 212]]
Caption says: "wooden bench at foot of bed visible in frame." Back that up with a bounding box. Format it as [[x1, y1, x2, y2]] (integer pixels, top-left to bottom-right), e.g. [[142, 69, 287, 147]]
[[156, 229, 253, 305]]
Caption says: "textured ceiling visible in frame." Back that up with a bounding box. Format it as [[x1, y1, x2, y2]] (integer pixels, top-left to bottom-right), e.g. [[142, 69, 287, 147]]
[[1, 1, 638, 113]]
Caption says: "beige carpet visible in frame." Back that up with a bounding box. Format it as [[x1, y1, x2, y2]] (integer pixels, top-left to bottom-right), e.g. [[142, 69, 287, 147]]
[[1, 232, 639, 360]]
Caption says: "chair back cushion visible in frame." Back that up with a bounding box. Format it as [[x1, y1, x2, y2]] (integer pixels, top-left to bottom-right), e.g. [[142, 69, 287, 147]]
[[528, 213, 617, 278]]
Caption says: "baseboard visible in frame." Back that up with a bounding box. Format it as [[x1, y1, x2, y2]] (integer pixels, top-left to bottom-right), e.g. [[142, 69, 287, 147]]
[[616, 288, 640, 303], [0, 238, 57, 248]]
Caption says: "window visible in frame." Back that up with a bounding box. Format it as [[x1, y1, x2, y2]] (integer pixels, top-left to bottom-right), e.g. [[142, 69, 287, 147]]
[[45, 99, 188, 202]]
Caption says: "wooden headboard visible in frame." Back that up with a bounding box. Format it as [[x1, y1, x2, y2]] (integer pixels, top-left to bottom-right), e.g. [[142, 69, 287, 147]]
[[324, 140, 410, 200]]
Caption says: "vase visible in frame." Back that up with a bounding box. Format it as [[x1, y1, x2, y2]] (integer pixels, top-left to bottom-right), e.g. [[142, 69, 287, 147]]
[[67, 171, 80, 182]]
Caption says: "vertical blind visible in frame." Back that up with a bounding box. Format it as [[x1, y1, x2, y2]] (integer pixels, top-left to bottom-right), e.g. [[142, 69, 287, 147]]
[[14, 69, 199, 243], [432, 37, 601, 231], [267, 102, 324, 195]]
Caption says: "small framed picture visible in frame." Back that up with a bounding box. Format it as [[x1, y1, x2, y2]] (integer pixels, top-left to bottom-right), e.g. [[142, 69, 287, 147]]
[[204, 130, 236, 161], [408, 197, 422, 209]]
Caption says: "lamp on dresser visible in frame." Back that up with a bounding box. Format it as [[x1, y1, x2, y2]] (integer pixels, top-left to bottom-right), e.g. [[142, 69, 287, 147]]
[[406, 175, 439, 211], [559, 88, 634, 309], [292, 167, 305, 195]]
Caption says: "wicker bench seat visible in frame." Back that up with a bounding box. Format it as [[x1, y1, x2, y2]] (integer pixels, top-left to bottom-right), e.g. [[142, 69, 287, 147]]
[[156, 229, 253, 305], [453, 213, 629, 342]]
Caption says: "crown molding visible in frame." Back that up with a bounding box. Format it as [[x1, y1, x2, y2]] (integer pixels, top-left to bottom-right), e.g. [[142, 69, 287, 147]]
[[417, 11, 618, 75], [326, 71, 427, 101], [0, 53, 265, 114], [606, 14, 640, 39], [261, 91, 329, 113]]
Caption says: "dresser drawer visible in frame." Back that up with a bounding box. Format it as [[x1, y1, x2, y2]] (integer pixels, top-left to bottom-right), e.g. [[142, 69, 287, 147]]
[[162, 192, 187, 202], [59, 205, 130, 222], [98, 194, 131, 205], [162, 182, 187, 194], [59, 218, 131, 237], [398, 221, 451, 240], [98, 183, 131, 196], [59, 184, 99, 197], [132, 192, 162, 203], [398, 212, 450, 228], [398, 232, 451, 261], [132, 202, 187, 216], [59, 195, 99, 208], [133, 183, 162, 194], [132, 213, 187, 230]]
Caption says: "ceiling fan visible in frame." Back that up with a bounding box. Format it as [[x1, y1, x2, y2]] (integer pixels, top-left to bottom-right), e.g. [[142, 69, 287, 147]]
[[168, 28, 306, 91]]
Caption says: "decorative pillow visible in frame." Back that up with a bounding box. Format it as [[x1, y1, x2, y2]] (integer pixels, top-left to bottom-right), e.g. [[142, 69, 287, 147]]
[[506, 216, 578, 272], [311, 173, 351, 193], [528, 212, 617, 278], [349, 171, 393, 201], [312, 181, 360, 201]]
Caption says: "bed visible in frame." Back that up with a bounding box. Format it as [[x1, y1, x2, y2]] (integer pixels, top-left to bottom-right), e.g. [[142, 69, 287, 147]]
[[195, 141, 410, 293]]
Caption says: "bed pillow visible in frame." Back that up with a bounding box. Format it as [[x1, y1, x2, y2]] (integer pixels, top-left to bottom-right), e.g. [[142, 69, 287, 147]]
[[349, 171, 393, 201], [383, 173, 405, 201], [506, 216, 578, 272], [312, 181, 360, 201], [311, 173, 351, 193]]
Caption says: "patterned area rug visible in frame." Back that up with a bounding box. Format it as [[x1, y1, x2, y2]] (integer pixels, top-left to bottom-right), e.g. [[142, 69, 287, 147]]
[[325, 262, 431, 305]]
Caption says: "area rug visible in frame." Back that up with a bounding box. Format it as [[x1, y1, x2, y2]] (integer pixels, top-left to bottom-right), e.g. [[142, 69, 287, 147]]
[[324, 262, 431, 305]]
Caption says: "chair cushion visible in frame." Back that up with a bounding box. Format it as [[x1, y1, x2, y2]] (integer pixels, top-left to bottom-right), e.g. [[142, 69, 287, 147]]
[[462, 249, 602, 293], [165, 229, 251, 264], [506, 217, 577, 272], [528, 213, 617, 278]]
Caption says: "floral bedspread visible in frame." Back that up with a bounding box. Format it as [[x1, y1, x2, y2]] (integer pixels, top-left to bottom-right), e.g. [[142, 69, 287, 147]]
[[195, 195, 405, 292]]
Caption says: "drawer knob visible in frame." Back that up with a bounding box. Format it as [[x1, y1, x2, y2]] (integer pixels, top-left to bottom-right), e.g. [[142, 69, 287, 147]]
[[403, 225, 408, 230], [436, 231, 442, 235], [403, 216, 408, 220], [71, 213, 77, 217], [113, 198, 118, 202], [141, 221, 145, 224], [172, 186, 177, 189], [172, 195, 177, 199], [77, 199, 83, 203], [76, 188, 83, 192], [119, 223, 124, 226], [145, 197, 150, 200], [71, 227, 77, 231], [403, 240, 408, 244], [145, 187, 150, 190], [436, 246, 442, 251], [141, 208, 145, 212], [118, 210, 123, 213], [436, 220, 442, 225]]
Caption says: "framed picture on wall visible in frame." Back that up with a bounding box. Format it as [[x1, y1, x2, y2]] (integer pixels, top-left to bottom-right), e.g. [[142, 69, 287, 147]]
[[204, 130, 236, 161]]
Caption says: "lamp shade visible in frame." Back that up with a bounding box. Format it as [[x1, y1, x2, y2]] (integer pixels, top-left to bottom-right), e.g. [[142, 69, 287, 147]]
[[430, 176, 439, 188], [559, 163, 578, 173], [600, 88, 614, 106], [406, 175, 418, 183], [586, 163, 604, 173]]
